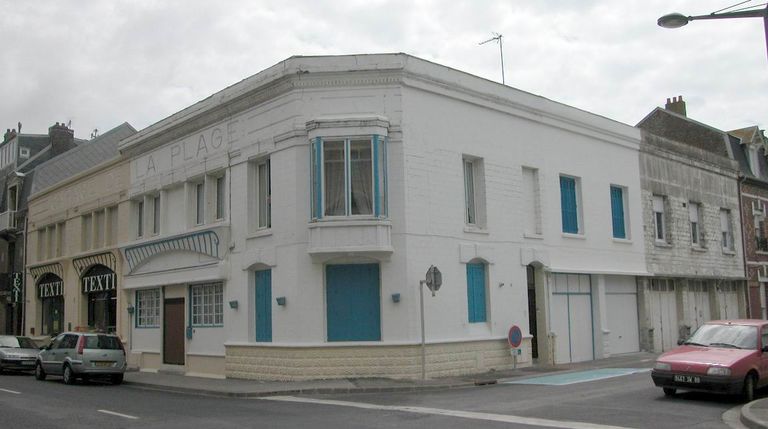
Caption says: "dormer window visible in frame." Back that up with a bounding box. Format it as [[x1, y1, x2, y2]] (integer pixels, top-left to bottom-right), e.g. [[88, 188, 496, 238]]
[[19, 147, 29, 159], [749, 146, 761, 176], [7, 185, 18, 212]]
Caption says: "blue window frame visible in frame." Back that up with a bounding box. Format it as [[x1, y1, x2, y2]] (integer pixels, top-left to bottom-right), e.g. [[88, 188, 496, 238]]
[[466, 263, 487, 323], [326, 264, 381, 341], [610, 186, 626, 239], [311, 136, 387, 220], [255, 270, 272, 342], [560, 176, 579, 234]]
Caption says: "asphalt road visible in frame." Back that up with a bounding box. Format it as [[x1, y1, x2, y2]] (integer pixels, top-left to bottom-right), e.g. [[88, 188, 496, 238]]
[[0, 368, 746, 429]]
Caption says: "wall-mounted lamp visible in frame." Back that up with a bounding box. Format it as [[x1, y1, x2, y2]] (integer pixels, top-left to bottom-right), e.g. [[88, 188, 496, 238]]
[[228, 300, 239, 309], [276, 296, 287, 306], [391, 293, 401, 303], [126, 305, 135, 315]]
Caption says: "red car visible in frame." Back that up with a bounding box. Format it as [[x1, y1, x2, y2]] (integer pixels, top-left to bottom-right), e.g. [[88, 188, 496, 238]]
[[651, 319, 768, 401]]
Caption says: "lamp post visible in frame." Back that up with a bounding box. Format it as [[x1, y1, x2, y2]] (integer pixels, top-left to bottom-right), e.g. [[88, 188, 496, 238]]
[[658, 5, 768, 61]]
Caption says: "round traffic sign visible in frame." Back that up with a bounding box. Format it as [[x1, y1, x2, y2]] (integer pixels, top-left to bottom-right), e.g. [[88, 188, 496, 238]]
[[508, 325, 522, 348]]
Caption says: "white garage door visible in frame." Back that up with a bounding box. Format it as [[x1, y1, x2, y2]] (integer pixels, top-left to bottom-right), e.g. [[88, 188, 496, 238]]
[[717, 282, 741, 320], [648, 279, 679, 352], [605, 276, 639, 355], [684, 280, 711, 331], [551, 274, 594, 364]]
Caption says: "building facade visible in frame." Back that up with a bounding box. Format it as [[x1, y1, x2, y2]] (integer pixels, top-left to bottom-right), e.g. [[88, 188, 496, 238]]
[[24, 124, 136, 340], [0, 123, 82, 335], [728, 125, 768, 319], [116, 54, 646, 380], [635, 98, 746, 353]]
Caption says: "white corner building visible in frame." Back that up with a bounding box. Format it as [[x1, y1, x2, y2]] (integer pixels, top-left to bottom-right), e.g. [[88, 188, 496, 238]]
[[118, 54, 647, 380]]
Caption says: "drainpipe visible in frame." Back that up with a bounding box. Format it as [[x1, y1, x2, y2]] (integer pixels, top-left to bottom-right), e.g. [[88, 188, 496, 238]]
[[738, 175, 751, 317], [21, 215, 28, 335]]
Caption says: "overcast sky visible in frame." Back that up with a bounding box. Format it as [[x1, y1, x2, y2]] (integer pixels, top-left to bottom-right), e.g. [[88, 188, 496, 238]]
[[1, 0, 766, 139]]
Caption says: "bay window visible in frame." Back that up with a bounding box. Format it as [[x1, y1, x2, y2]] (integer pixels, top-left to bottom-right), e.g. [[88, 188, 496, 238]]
[[311, 136, 387, 219]]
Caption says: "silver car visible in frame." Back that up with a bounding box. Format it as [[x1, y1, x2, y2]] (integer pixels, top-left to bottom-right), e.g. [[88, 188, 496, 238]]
[[35, 332, 126, 385], [0, 336, 39, 373]]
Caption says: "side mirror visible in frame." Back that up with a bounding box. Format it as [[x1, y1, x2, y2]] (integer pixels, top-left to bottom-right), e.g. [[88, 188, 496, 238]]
[[677, 339, 685, 345]]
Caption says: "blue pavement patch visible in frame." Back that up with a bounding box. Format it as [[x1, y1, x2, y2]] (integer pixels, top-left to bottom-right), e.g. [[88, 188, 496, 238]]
[[503, 368, 651, 386]]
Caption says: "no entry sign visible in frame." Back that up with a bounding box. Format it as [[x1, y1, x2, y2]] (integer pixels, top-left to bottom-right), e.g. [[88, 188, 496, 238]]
[[508, 325, 522, 348]]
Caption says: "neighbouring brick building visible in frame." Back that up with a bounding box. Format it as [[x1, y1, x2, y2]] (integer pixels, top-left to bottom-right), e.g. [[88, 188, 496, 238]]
[[728, 125, 768, 318]]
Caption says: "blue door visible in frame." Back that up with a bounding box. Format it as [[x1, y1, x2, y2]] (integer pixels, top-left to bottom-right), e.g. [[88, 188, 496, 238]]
[[255, 270, 272, 342], [466, 263, 487, 323], [326, 264, 381, 341]]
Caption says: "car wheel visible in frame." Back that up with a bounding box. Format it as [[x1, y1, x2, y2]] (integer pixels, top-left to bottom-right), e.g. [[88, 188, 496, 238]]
[[62, 365, 76, 385], [743, 374, 756, 402], [34, 362, 46, 381], [663, 387, 676, 397], [111, 374, 124, 385], [0, 365, 4, 375]]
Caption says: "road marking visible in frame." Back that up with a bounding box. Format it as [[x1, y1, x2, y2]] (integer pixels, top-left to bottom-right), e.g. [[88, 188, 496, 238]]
[[262, 396, 634, 429], [0, 388, 21, 394], [503, 368, 651, 386], [97, 409, 139, 420]]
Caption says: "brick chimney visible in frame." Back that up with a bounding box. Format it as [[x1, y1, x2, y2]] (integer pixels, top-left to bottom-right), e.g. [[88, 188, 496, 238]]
[[48, 122, 75, 157], [665, 95, 687, 117], [3, 128, 17, 143]]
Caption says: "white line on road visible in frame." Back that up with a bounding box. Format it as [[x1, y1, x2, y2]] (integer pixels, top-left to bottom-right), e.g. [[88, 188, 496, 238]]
[[262, 396, 634, 429], [98, 409, 139, 420], [0, 388, 21, 394]]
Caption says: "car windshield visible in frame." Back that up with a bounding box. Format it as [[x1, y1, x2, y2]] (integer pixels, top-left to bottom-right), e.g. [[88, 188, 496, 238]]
[[84, 335, 122, 350], [0, 337, 37, 349], [685, 324, 757, 350]]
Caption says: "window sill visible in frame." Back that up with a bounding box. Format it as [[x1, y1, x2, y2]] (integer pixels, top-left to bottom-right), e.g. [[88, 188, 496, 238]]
[[464, 226, 489, 235], [191, 325, 224, 328], [756, 250, 768, 256], [135, 325, 160, 329], [691, 246, 707, 253], [247, 229, 273, 239], [562, 233, 585, 240], [654, 241, 672, 248], [612, 238, 633, 244], [722, 249, 736, 256], [523, 233, 544, 240]]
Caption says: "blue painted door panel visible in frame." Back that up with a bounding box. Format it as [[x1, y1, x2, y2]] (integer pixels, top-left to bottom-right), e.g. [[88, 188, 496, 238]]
[[255, 270, 272, 342], [466, 263, 487, 323], [326, 264, 381, 341]]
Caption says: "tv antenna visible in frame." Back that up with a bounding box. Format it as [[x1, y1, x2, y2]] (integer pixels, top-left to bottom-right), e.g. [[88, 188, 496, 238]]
[[479, 32, 505, 84]]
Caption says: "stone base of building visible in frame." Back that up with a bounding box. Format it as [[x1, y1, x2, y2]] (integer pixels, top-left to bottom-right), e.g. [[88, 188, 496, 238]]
[[224, 338, 530, 381]]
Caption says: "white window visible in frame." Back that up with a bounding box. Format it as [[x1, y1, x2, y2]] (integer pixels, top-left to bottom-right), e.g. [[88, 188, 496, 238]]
[[195, 183, 204, 225], [190, 282, 223, 326], [36, 228, 45, 262], [653, 195, 666, 243], [19, 147, 29, 159], [46, 225, 55, 260], [463, 156, 486, 227], [689, 202, 701, 246], [136, 200, 144, 238], [522, 167, 542, 236], [94, 210, 105, 248], [250, 158, 271, 230], [215, 175, 226, 220], [82, 213, 93, 251], [310, 136, 387, 219], [152, 195, 161, 235], [750, 146, 761, 176], [136, 289, 160, 328], [720, 209, 734, 251], [106, 206, 118, 245], [7, 185, 18, 211], [56, 222, 65, 257]]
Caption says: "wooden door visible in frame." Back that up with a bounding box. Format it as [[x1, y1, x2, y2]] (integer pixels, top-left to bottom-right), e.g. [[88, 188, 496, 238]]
[[163, 298, 185, 365]]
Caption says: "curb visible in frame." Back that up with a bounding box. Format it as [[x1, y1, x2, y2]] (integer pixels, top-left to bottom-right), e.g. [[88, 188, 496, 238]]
[[123, 380, 480, 398], [741, 400, 768, 429]]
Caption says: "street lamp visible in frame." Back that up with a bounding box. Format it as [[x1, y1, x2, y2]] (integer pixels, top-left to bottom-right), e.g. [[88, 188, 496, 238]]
[[658, 4, 768, 61]]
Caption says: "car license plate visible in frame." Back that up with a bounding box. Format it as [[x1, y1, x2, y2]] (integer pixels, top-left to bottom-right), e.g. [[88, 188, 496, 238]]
[[94, 361, 113, 368], [21, 360, 34, 365], [673, 374, 700, 384]]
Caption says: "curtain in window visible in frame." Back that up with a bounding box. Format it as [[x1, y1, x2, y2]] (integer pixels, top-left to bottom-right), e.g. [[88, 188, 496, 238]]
[[324, 141, 346, 216], [350, 140, 373, 215]]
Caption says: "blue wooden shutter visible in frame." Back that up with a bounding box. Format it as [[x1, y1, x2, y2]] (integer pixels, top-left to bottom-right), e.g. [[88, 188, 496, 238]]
[[610, 186, 626, 239], [560, 176, 578, 233], [326, 264, 381, 341], [255, 270, 272, 342], [466, 263, 487, 323]]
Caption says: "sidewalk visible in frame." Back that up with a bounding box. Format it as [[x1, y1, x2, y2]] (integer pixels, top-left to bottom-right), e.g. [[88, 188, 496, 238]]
[[123, 351, 659, 398], [741, 398, 768, 429]]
